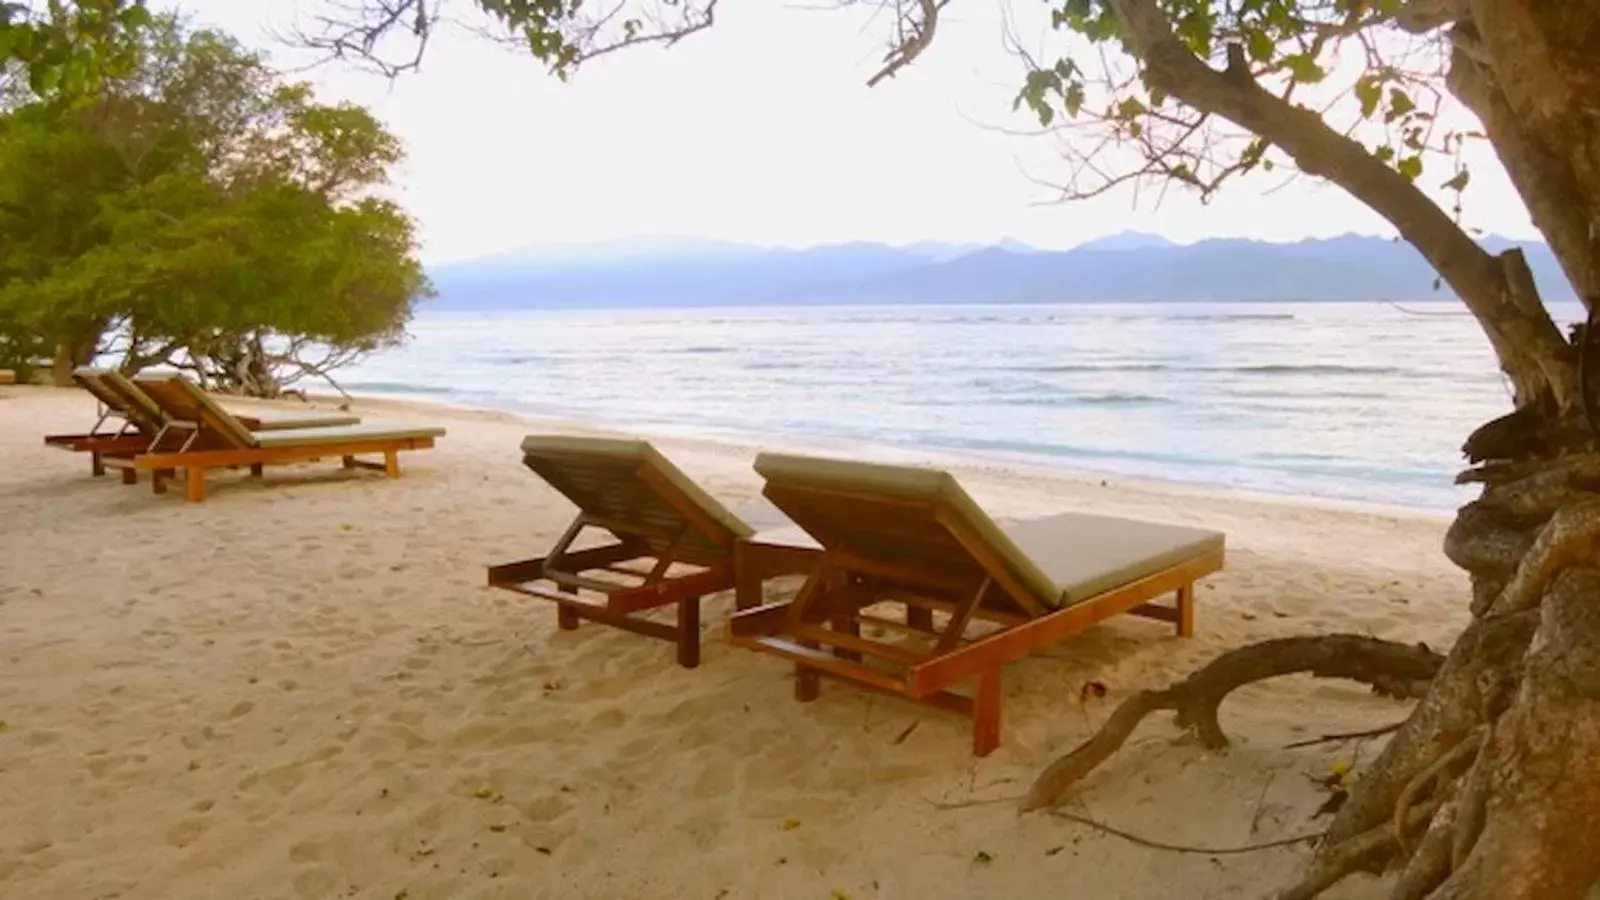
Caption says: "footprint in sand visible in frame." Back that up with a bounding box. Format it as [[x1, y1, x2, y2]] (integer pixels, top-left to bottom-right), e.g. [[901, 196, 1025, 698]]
[[292, 868, 339, 899], [226, 700, 256, 720], [288, 841, 322, 863], [165, 821, 206, 848]]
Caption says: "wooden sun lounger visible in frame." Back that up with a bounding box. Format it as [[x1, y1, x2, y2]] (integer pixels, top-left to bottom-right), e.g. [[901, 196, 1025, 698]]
[[122, 374, 443, 502], [44, 368, 361, 477], [486, 436, 819, 668], [728, 453, 1226, 756]]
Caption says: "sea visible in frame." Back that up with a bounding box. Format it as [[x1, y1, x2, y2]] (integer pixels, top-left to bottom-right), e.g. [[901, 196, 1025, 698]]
[[342, 301, 1582, 512]]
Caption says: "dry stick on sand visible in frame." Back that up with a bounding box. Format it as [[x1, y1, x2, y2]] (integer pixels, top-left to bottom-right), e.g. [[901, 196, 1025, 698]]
[[1018, 635, 1445, 812], [1283, 722, 1405, 749]]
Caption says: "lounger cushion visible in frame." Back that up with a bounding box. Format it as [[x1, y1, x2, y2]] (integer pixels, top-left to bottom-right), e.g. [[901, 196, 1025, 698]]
[[236, 409, 362, 430], [754, 453, 1063, 607], [520, 435, 753, 541], [253, 422, 446, 448], [999, 513, 1225, 606]]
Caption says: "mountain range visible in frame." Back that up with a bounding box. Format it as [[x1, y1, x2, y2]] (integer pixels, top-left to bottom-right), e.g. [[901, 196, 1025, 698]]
[[426, 231, 1577, 309]]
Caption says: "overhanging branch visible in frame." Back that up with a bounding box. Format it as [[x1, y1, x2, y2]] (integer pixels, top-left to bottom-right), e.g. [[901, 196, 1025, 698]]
[[1104, 0, 1574, 405]]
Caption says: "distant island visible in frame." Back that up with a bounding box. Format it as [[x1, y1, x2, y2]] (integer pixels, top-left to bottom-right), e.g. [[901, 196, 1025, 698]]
[[426, 231, 1577, 310]]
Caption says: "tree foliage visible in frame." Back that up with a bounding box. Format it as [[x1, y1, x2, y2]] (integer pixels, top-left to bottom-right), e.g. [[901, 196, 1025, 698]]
[[0, 13, 430, 393], [0, 0, 152, 96]]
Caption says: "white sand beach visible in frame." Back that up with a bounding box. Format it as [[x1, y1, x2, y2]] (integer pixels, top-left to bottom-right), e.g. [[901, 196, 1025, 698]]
[[0, 385, 1469, 899]]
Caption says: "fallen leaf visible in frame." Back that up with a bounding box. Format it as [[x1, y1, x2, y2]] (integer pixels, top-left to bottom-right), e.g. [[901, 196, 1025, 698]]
[[781, 819, 801, 831], [1080, 681, 1108, 702], [831, 891, 852, 900], [0, 721, 9, 734], [973, 850, 994, 864], [536, 846, 551, 855], [488, 824, 507, 833], [473, 787, 495, 799], [1045, 846, 1064, 856]]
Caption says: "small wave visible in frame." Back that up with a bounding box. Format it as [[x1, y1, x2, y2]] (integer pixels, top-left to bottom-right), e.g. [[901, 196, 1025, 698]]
[[345, 381, 460, 395], [1076, 392, 1173, 406], [1169, 313, 1297, 322], [745, 361, 804, 371], [1005, 363, 1171, 374], [1235, 364, 1402, 376], [667, 346, 736, 355]]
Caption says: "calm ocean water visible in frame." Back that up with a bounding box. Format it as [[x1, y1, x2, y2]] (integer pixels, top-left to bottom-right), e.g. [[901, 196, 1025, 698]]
[[344, 302, 1582, 511]]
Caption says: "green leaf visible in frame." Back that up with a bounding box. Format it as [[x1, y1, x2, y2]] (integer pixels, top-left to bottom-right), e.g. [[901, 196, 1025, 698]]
[[1396, 155, 1424, 181], [1064, 82, 1086, 118], [1245, 29, 1273, 63], [1281, 53, 1325, 83], [1441, 169, 1470, 192], [1384, 88, 1416, 124], [1354, 78, 1381, 118]]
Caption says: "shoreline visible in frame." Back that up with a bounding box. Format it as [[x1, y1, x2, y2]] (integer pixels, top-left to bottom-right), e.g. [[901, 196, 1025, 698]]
[[0, 384, 1466, 899], [319, 386, 1459, 525]]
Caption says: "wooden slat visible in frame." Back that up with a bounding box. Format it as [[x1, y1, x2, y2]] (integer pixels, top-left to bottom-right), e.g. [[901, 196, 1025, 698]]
[[906, 549, 1225, 696], [485, 543, 645, 588], [934, 508, 1051, 618], [732, 635, 912, 696], [132, 436, 434, 470], [605, 565, 734, 614], [728, 601, 791, 638], [790, 623, 928, 665]]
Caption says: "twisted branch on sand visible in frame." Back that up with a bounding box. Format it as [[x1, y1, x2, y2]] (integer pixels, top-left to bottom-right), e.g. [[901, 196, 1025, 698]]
[[1019, 635, 1446, 813]]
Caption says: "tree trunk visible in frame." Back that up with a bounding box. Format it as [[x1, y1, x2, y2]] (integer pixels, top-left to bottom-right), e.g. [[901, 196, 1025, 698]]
[[1303, 405, 1600, 898]]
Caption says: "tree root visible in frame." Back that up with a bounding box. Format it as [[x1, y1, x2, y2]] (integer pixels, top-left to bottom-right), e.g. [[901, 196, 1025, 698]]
[[1018, 635, 1445, 813], [1392, 729, 1482, 854], [1274, 796, 1445, 900]]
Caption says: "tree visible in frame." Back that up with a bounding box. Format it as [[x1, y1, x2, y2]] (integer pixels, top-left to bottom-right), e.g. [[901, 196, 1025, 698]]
[[0, 1, 152, 95], [292, 1, 1600, 895], [0, 14, 429, 394]]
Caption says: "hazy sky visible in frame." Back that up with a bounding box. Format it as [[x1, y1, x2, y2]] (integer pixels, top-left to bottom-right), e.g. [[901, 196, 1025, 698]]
[[181, 1, 1536, 265]]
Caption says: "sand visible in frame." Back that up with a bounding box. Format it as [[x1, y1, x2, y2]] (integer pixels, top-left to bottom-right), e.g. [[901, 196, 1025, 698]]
[[0, 385, 1469, 899]]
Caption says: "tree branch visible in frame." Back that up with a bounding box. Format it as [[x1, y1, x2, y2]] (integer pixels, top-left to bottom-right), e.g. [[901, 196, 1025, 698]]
[[1104, 0, 1574, 406]]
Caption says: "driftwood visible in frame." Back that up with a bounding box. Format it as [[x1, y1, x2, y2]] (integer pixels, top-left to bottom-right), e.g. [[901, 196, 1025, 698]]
[[1019, 635, 1445, 812]]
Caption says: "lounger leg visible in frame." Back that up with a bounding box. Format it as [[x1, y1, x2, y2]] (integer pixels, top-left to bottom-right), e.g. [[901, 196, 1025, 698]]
[[556, 584, 580, 631], [676, 596, 701, 669], [733, 543, 760, 611], [250, 463, 264, 477], [1175, 584, 1196, 638], [907, 606, 934, 632], [795, 664, 821, 702], [830, 616, 863, 662], [121, 468, 137, 486], [384, 450, 400, 478], [91, 452, 105, 477], [152, 470, 168, 495], [342, 455, 357, 469], [185, 468, 206, 503], [973, 668, 1002, 757]]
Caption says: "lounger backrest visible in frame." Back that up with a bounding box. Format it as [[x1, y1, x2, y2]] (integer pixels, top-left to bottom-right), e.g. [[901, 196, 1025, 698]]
[[754, 453, 1061, 611], [71, 367, 148, 424], [98, 370, 168, 429], [133, 375, 258, 449], [521, 435, 752, 566]]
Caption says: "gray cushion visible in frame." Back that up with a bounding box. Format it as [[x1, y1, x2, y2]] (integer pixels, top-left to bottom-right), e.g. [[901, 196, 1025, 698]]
[[999, 513, 1225, 605], [253, 422, 446, 448], [520, 435, 754, 542]]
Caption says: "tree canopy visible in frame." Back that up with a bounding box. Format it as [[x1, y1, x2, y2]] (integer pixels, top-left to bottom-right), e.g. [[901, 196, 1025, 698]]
[[0, 8, 429, 392]]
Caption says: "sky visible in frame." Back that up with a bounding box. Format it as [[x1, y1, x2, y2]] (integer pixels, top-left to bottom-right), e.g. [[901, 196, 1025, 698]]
[[179, 0, 1539, 266]]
